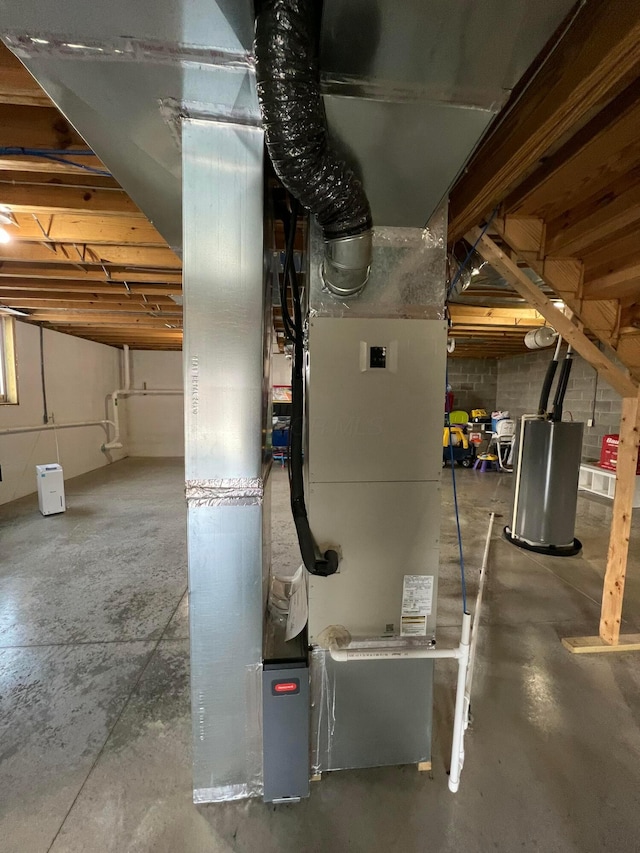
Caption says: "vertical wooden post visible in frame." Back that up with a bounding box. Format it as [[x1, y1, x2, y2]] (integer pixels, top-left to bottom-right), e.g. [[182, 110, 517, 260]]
[[599, 393, 640, 645]]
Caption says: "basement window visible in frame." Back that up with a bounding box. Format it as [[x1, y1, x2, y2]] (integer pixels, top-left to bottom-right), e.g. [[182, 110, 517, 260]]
[[0, 315, 18, 404]]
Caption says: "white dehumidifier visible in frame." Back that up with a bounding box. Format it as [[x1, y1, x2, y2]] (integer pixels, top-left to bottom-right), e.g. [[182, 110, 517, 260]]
[[36, 464, 66, 516]]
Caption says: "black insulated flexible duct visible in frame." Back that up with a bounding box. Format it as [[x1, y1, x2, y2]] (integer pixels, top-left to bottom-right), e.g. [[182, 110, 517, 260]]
[[255, 0, 373, 297]]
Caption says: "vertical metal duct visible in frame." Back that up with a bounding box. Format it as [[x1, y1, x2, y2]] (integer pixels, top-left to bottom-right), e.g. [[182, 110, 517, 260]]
[[255, 0, 373, 297]]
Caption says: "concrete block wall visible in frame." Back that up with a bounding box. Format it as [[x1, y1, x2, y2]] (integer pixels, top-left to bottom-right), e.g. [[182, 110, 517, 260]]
[[447, 357, 497, 414], [496, 348, 622, 463]]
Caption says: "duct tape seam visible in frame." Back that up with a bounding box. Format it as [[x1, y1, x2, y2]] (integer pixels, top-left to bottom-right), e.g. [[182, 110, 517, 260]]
[[4, 32, 253, 69], [185, 478, 264, 507], [310, 647, 337, 777]]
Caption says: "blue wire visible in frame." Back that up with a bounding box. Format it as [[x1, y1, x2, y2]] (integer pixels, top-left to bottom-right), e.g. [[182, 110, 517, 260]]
[[447, 206, 499, 300], [0, 147, 97, 156], [0, 147, 111, 177], [445, 362, 469, 614], [444, 207, 500, 609]]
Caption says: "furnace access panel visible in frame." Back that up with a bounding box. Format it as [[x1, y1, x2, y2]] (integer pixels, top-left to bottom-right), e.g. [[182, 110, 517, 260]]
[[306, 316, 446, 642]]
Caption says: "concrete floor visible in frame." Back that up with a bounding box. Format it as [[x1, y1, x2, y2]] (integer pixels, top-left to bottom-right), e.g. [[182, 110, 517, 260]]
[[2, 458, 640, 852]]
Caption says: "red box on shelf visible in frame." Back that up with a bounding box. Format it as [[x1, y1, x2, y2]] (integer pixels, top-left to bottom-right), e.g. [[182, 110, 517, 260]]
[[599, 434, 640, 474]]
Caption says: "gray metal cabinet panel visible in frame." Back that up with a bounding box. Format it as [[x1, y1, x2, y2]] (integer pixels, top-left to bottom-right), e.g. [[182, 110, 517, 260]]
[[307, 318, 447, 485], [308, 480, 440, 641]]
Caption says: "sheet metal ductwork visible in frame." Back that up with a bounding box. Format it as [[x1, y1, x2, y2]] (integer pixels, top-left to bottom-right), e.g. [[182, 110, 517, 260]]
[[255, 0, 373, 297], [0, 0, 581, 803]]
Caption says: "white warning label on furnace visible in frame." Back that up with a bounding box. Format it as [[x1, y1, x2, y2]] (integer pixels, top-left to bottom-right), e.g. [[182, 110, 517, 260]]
[[401, 575, 434, 636]]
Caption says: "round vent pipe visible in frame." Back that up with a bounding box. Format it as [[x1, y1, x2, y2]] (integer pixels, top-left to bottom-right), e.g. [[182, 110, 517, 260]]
[[255, 0, 373, 297]]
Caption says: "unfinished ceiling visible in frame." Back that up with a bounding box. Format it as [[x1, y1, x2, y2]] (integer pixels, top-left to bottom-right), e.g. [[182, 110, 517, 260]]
[[0, 45, 182, 351], [449, 0, 640, 376], [3, 2, 636, 362], [0, 40, 551, 356]]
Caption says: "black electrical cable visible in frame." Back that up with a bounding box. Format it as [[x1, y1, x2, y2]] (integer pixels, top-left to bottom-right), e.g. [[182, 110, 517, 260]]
[[39, 326, 48, 425], [281, 199, 339, 577], [279, 206, 298, 343]]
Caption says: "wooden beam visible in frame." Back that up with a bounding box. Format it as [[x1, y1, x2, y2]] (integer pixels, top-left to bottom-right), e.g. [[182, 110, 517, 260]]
[[50, 327, 182, 337], [30, 313, 182, 326], [562, 634, 640, 654], [497, 216, 628, 362], [0, 241, 181, 268], [0, 44, 51, 107], [0, 288, 177, 302], [582, 264, 640, 301], [504, 79, 640, 219], [0, 179, 141, 216], [448, 305, 544, 322], [544, 175, 640, 257], [0, 170, 121, 190], [4, 213, 164, 245], [0, 104, 104, 171], [0, 279, 181, 296], [470, 228, 638, 398], [1, 298, 181, 312], [448, 0, 640, 242], [599, 393, 640, 645], [0, 261, 181, 284]]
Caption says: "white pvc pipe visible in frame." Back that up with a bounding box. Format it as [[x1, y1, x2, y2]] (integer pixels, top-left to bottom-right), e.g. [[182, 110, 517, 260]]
[[329, 645, 463, 662], [123, 344, 131, 391], [553, 335, 563, 363], [448, 612, 471, 793], [328, 610, 473, 795], [102, 388, 183, 450], [464, 513, 495, 731], [0, 420, 114, 436]]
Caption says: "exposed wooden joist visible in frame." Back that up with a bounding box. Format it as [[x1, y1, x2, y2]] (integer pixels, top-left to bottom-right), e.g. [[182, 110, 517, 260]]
[[4, 213, 163, 245], [29, 313, 182, 327], [582, 264, 640, 301], [496, 216, 628, 361], [0, 292, 177, 305], [448, 305, 544, 322], [0, 44, 51, 107], [0, 241, 181, 268], [0, 103, 105, 173], [0, 261, 181, 284], [0, 280, 180, 297], [0, 178, 141, 216], [1, 299, 181, 312], [448, 0, 640, 242], [470, 227, 638, 398], [544, 173, 640, 257], [51, 327, 182, 338], [504, 79, 640, 220]]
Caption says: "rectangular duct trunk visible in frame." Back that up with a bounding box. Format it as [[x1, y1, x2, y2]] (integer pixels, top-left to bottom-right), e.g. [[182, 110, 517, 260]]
[[182, 118, 267, 802]]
